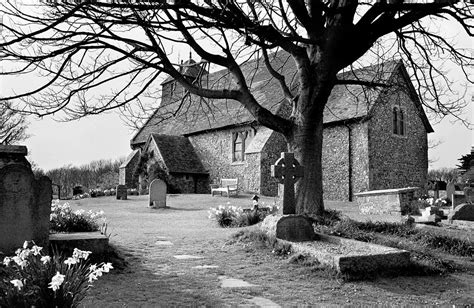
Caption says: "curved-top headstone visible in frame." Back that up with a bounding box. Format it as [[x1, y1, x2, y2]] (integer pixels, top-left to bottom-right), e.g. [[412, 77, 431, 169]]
[[448, 203, 474, 222], [149, 178, 167, 208], [0, 145, 51, 254]]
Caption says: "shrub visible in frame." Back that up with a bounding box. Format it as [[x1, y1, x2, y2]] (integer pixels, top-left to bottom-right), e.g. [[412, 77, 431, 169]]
[[1, 241, 112, 307], [208, 205, 243, 227], [208, 203, 279, 228], [50, 200, 106, 233]]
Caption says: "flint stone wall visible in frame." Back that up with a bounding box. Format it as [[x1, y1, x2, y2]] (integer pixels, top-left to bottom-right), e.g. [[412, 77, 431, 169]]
[[368, 77, 428, 191]]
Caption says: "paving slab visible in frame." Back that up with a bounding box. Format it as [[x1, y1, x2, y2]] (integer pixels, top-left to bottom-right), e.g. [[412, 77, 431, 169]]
[[249, 296, 281, 307], [219, 276, 258, 288], [192, 265, 219, 269], [173, 255, 204, 260]]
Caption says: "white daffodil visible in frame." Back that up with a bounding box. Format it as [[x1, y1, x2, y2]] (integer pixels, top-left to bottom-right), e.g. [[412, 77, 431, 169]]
[[48, 272, 65, 291], [3, 257, 11, 266], [64, 257, 78, 267], [31, 245, 43, 256], [40, 256, 51, 264], [10, 279, 24, 291], [101, 262, 113, 273]]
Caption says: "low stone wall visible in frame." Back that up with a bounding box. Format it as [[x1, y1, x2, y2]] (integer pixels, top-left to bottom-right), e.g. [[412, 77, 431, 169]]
[[355, 187, 419, 220], [49, 232, 109, 257]]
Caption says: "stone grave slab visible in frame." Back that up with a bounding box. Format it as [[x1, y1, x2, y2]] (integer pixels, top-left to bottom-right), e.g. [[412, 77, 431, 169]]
[[173, 255, 204, 260], [49, 232, 109, 256], [218, 276, 258, 288], [149, 178, 167, 208], [281, 233, 410, 276]]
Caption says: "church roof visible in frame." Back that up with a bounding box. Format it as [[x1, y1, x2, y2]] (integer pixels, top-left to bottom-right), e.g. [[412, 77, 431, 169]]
[[131, 53, 432, 147], [148, 134, 207, 174]]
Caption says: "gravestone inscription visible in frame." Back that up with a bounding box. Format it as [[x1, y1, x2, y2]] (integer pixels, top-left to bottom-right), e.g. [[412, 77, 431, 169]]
[[149, 178, 167, 208], [0, 145, 52, 254]]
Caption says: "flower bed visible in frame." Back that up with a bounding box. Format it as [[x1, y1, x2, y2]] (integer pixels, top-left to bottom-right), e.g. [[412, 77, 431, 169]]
[[208, 202, 279, 227], [50, 200, 106, 233], [1, 241, 112, 307]]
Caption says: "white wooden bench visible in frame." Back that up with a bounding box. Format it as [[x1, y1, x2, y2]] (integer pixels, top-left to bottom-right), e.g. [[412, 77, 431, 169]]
[[210, 179, 238, 197]]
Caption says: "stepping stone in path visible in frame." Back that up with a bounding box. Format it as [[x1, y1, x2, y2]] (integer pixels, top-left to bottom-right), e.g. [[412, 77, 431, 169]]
[[173, 255, 204, 260], [218, 276, 258, 288], [155, 240, 173, 246], [192, 265, 219, 269], [249, 297, 281, 308]]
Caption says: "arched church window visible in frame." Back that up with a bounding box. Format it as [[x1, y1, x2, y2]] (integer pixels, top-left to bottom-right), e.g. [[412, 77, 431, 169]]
[[393, 107, 399, 134], [399, 109, 405, 136], [232, 128, 255, 162], [393, 106, 406, 136], [233, 132, 243, 162]]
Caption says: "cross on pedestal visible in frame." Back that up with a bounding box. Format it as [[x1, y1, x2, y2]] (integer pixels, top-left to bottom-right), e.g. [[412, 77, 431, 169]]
[[271, 152, 304, 215]]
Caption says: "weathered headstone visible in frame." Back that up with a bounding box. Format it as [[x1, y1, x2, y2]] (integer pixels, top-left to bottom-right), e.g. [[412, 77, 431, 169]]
[[448, 203, 474, 222], [0, 145, 52, 254], [149, 178, 167, 208], [269, 153, 315, 242], [276, 216, 316, 242], [271, 152, 304, 215], [116, 184, 127, 200], [446, 180, 455, 207]]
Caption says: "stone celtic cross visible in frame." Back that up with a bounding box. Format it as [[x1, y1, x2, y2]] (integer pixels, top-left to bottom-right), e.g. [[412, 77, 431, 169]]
[[271, 152, 304, 215]]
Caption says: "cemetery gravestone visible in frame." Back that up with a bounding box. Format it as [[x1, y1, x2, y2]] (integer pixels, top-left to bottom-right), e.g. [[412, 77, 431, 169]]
[[271, 152, 304, 215], [270, 152, 315, 242], [448, 203, 474, 222], [149, 178, 167, 208], [116, 184, 127, 200], [0, 145, 52, 254], [446, 181, 456, 207]]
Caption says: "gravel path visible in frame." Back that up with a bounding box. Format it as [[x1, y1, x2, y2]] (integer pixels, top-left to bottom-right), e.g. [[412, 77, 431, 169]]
[[72, 194, 473, 307]]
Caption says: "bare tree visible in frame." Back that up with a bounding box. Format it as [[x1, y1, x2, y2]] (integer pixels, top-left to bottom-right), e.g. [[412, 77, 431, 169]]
[[0, 0, 472, 215], [0, 102, 28, 144]]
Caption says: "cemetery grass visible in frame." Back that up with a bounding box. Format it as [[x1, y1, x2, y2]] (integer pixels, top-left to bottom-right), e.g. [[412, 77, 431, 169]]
[[69, 195, 474, 307]]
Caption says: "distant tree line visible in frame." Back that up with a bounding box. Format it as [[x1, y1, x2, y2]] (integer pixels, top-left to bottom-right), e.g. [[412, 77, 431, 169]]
[[34, 158, 125, 198], [427, 152, 474, 184]]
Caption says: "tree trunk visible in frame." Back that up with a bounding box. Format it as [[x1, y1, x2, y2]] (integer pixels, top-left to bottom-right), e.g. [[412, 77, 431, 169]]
[[288, 112, 325, 216]]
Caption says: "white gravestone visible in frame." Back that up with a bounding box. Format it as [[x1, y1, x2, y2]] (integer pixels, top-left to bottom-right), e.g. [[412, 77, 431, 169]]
[[149, 178, 167, 208]]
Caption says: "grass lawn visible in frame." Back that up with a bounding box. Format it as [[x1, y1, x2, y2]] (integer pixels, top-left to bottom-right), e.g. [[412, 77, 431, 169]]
[[70, 194, 474, 306]]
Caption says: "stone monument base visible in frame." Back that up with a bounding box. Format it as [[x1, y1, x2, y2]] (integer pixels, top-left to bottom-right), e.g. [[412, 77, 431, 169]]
[[261, 215, 317, 242]]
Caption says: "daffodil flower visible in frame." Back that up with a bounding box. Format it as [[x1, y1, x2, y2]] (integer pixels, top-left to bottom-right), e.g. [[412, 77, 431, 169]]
[[48, 272, 65, 291], [3, 257, 11, 266], [31, 245, 43, 256], [10, 279, 23, 291], [64, 257, 79, 267], [40, 256, 51, 264]]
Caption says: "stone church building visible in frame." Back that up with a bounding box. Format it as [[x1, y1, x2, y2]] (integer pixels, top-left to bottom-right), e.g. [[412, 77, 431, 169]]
[[119, 53, 433, 201]]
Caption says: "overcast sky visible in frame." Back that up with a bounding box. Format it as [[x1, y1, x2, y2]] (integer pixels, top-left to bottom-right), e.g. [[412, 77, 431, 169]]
[[1, 4, 473, 172]]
